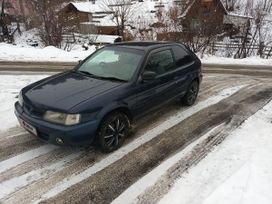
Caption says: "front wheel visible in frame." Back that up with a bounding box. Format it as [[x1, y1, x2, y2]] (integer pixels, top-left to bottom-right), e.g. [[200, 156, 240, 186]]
[[181, 80, 199, 106], [97, 112, 130, 153]]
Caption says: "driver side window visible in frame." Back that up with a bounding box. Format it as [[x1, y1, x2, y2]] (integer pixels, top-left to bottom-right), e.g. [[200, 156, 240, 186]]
[[145, 50, 175, 75]]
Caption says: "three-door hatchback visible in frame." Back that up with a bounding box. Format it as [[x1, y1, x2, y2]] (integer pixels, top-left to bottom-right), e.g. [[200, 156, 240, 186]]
[[15, 42, 202, 152]]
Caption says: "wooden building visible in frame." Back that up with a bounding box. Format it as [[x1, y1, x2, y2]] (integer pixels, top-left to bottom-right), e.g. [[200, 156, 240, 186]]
[[59, 2, 117, 35], [180, 0, 251, 35]]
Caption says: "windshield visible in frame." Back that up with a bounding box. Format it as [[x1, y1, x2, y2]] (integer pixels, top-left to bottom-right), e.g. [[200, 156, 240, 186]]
[[78, 47, 144, 81]]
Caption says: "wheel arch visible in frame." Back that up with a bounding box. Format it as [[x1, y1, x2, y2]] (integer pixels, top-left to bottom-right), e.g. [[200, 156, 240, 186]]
[[94, 106, 133, 148], [97, 105, 133, 130]]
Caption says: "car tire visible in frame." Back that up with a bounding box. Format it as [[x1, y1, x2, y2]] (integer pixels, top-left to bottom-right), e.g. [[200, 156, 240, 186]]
[[97, 112, 130, 153], [181, 80, 199, 106]]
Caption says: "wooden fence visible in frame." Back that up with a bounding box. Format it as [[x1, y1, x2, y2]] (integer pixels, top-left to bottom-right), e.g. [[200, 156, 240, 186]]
[[208, 42, 272, 58]]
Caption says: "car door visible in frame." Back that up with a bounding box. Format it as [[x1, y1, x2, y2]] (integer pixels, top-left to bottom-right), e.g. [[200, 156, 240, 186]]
[[171, 45, 196, 96], [134, 48, 179, 116]]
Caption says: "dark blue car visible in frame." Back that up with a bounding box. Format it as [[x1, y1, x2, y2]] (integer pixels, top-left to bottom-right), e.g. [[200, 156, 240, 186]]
[[15, 42, 202, 152]]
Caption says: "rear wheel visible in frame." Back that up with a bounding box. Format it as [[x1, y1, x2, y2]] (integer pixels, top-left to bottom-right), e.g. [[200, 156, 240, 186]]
[[181, 80, 199, 106], [97, 112, 130, 153]]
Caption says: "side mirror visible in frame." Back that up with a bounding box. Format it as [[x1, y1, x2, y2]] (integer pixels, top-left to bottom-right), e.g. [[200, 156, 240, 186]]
[[78, 60, 82, 64], [141, 71, 156, 81]]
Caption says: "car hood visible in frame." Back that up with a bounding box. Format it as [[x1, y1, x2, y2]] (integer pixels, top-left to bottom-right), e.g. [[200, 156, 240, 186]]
[[24, 71, 122, 111]]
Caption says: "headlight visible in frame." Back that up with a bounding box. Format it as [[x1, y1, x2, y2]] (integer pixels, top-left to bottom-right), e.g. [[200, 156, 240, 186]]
[[18, 91, 23, 106], [43, 111, 81, 125]]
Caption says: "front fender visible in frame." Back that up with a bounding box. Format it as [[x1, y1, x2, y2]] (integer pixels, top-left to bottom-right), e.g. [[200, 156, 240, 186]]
[[96, 101, 130, 123]]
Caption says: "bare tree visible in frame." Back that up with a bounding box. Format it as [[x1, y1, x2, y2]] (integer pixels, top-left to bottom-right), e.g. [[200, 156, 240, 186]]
[[102, 0, 133, 38], [26, 0, 68, 47], [234, 0, 272, 58]]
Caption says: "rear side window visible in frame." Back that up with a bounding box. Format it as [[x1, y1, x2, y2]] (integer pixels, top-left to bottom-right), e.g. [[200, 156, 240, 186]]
[[145, 49, 175, 75], [172, 45, 194, 67]]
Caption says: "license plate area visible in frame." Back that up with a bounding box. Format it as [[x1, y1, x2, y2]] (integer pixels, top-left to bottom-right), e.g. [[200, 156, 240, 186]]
[[19, 119, 37, 136]]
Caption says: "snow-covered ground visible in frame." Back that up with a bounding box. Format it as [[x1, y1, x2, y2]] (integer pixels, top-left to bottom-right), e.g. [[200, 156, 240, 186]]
[[0, 43, 94, 62], [0, 73, 271, 203], [1, 43, 272, 66], [0, 74, 49, 133], [111, 95, 272, 204], [159, 100, 272, 204], [201, 54, 272, 66]]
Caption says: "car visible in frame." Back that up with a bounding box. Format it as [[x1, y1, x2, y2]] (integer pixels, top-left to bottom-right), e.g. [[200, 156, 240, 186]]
[[14, 41, 202, 152]]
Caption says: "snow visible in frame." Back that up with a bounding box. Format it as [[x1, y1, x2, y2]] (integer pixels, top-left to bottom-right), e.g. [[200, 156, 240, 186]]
[[0, 75, 49, 133], [1, 42, 272, 66], [0, 43, 95, 62], [159, 99, 272, 204], [200, 54, 272, 66], [112, 124, 226, 204], [33, 85, 244, 203], [79, 33, 121, 44], [13, 28, 41, 47], [0, 152, 81, 199], [71, 2, 105, 14], [0, 145, 58, 174]]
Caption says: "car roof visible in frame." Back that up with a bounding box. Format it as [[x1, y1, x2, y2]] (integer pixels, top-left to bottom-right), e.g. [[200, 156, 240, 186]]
[[106, 41, 183, 51]]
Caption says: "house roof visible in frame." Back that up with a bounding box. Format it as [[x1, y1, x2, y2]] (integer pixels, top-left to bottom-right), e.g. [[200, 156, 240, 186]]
[[178, 0, 254, 21], [179, 0, 228, 18], [70, 2, 105, 14], [66, 0, 160, 28], [228, 13, 253, 19]]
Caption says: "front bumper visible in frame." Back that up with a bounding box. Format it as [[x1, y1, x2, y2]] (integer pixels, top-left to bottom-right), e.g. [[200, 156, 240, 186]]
[[14, 102, 99, 146]]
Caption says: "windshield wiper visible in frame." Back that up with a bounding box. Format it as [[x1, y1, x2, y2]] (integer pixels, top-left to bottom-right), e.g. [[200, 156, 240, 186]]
[[77, 70, 94, 76], [76, 70, 127, 82], [96, 76, 128, 82]]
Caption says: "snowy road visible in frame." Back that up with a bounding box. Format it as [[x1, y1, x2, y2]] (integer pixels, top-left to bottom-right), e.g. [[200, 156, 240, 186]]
[[1, 61, 272, 77], [0, 73, 271, 204]]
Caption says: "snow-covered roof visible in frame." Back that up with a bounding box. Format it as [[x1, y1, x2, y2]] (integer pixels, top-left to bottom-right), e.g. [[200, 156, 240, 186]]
[[73, 33, 121, 44], [70, 2, 105, 13], [94, 14, 116, 27], [179, 0, 228, 18], [228, 13, 253, 19], [67, 0, 158, 27], [90, 34, 121, 44]]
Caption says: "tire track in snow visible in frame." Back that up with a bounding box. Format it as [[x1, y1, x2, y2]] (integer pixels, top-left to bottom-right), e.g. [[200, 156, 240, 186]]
[[0, 128, 26, 141], [33, 85, 245, 204], [114, 84, 272, 204], [0, 145, 58, 174], [0, 137, 44, 162], [0, 148, 79, 183], [43, 85, 272, 204], [0, 152, 82, 200], [2, 75, 268, 203], [2, 149, 99, 204], [112, 123, 227, 204]]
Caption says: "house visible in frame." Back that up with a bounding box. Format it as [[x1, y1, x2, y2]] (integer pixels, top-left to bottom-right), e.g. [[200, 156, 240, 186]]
[[58, 0, 168, 36], [59, 2, 117, 35], [179, 0, 252, 35]]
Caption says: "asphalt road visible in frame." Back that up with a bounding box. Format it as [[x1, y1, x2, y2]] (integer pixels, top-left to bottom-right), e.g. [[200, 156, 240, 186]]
[[0, 69, 272, 204]]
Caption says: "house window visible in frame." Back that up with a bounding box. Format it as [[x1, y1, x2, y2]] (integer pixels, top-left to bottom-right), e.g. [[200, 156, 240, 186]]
[[190, 19, 201, 31]]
